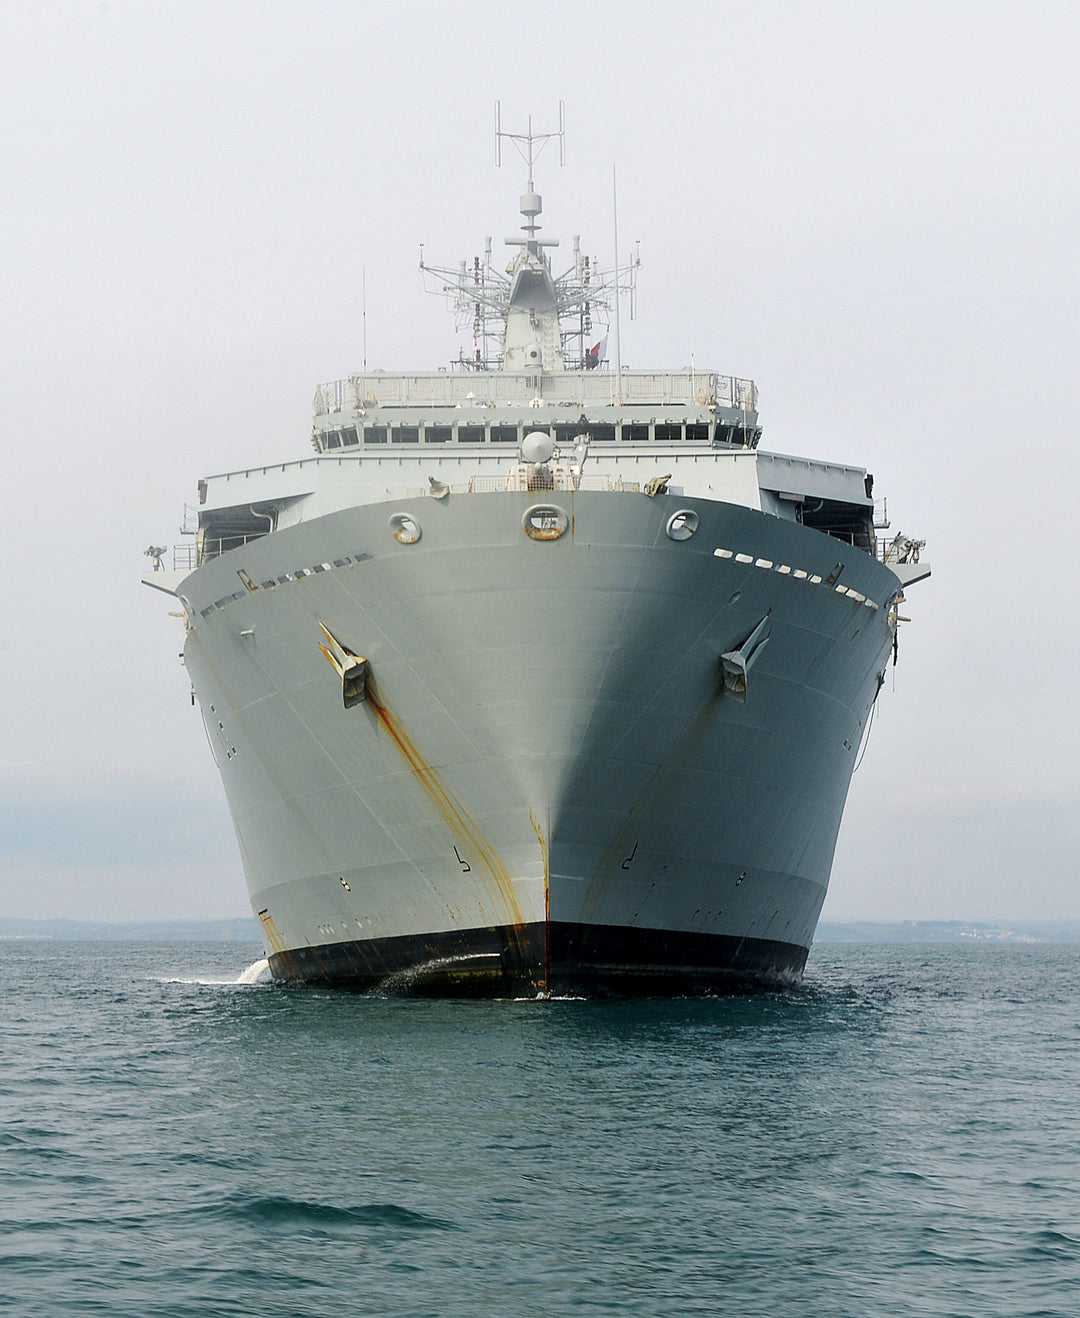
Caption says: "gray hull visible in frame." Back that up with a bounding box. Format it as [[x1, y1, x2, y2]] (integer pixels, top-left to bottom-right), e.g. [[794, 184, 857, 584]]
[[181, 489, 899, 995]]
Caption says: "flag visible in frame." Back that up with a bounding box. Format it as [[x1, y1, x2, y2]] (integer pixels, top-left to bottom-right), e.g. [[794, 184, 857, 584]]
[[586, 334, 608, 368]]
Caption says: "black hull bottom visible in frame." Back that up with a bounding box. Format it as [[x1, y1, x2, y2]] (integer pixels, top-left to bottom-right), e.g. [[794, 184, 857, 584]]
[[266, 922, 809, 997]]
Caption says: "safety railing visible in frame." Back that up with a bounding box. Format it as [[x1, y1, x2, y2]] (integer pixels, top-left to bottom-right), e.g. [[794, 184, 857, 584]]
[[411, 473, 641, 497], [171, 534, 268, 570], [314, 369, 758, 415]]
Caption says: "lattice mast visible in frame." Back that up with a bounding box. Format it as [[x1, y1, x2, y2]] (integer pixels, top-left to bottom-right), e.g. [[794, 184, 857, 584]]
[[419, 105, 639, 372]]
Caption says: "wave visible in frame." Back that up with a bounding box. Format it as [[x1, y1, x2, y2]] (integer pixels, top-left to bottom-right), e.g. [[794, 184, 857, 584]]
[[212, 1194, 456, 1233]]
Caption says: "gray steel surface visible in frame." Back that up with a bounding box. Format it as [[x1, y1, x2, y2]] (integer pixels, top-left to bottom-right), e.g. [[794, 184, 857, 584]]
[[177, 489, 900, 992]]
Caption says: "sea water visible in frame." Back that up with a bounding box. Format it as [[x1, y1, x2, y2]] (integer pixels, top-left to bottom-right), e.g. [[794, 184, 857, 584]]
[[2, 940, 1078, 1317]]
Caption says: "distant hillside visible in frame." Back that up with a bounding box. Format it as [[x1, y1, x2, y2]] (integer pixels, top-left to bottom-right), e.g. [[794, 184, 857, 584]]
[[0, 917, 261, 942], [814, 920, 1080, 945], [3, 916, 1080, 944]]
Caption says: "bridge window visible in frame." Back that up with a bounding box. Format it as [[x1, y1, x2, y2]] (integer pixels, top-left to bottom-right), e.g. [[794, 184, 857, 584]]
[[458, 425, 485, 444], [655, 423, 682, 442], [426, 425, 452, 443], [685, 423, 711, 442], [491, 425, 518, 443], [392, 426, 419, 443], [364, 426, 387, 444], [621, 423, 649, 442]]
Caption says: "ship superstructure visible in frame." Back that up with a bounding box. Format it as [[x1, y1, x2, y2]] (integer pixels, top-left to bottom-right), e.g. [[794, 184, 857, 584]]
[[144, 115, 928, 994]]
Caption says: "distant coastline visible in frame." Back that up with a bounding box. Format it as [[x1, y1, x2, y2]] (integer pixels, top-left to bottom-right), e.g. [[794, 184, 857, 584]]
[[814, 919, 1080, 945], [0, 917, 261, 942], [2, 917, 1080, 944]]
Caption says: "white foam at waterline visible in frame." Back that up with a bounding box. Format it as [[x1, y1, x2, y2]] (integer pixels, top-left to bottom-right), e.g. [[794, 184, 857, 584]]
[[150, 957, 273, 987], [236, 957, 272, 985], [151, 976, 245, 985]]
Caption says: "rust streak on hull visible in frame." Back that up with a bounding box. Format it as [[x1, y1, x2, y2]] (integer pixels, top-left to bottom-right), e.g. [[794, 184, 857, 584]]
[[365, 682, 533, 978], [530, 809, 551, 994]]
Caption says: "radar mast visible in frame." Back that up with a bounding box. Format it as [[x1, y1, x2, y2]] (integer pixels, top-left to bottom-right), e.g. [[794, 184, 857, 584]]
[[419, 107, 639, 374]]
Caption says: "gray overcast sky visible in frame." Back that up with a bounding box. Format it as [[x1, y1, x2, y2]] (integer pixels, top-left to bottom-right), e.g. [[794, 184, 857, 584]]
[[2, 0, 1077, 924]]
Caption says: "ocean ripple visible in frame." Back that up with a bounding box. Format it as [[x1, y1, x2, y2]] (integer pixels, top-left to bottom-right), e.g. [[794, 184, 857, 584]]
[[211, 1194, 457, 1233]]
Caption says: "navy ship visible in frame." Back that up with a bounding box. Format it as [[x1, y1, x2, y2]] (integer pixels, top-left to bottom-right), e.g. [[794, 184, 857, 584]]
[[144, 113, 928, 994]]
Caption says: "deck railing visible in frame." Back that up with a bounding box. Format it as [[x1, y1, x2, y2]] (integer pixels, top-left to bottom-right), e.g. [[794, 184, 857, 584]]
[[314, 369, 757, 415], [408, 473, 641, 497], [172, 534, 267, 570]]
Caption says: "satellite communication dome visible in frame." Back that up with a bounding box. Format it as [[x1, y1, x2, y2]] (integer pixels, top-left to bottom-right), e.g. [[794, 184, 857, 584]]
[[521, 430, 555, 464]]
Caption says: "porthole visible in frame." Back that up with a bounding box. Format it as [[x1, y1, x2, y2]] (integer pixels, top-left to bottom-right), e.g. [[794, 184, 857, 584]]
[[389, 513, 422, 544], [666, 509, 699, 541], [522, 504, 569, 541]]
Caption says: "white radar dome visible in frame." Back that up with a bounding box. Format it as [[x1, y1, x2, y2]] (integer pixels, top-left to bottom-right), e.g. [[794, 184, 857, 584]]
[[521, 431, 555, 463]]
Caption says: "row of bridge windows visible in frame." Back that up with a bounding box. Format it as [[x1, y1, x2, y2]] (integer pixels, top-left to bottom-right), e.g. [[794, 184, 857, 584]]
[[319, 421, 755, 450]]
